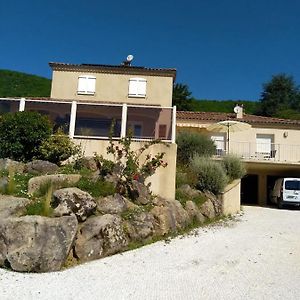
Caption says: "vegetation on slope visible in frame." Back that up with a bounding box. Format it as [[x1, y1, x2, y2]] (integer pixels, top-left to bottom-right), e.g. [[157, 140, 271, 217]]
[[0, 70, 51, 97], [190, 99, 259, 114]]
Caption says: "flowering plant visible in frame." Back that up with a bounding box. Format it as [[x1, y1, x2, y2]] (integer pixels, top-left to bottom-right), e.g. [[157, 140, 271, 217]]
[[95, 126, 168, 198]]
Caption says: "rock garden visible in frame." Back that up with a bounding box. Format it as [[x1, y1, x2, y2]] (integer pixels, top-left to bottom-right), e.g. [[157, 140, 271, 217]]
[[0, 112, 245, 273], [0, 155, 223, 273]]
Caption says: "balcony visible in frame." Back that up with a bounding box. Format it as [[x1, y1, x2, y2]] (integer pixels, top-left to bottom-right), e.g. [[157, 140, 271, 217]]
[[215, 141, 300, 164], [0, 98, 176, 143]]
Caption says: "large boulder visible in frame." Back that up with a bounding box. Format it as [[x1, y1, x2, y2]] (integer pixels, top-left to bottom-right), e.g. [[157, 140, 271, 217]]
[[104, 174, 119, 187], [124, 198, 139, 211], [27, 174, 81, 195], [198, 199, 216, 219], [0, 177, 8, 192], [128, 180, 152, 205], [185, 201, 206, 224], [151, 197, 190, 235], [77, 157, 99, 172], [177, 184, 201, 198], [202, 191, 223, 217], [125, 212, 156, 241], [97, 194, 127, 215], [0, 195, 30, 218], [52, 187, 96, 222], [24, 160, 59, 175], [74, 214, 128, 262], [0, 158, 25, 173], [0, 215, 78, 272]]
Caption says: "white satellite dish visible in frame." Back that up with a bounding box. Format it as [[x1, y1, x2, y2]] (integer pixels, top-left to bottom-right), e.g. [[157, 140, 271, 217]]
[[126, 54, 134, 62], [234, 105, 241, 114]]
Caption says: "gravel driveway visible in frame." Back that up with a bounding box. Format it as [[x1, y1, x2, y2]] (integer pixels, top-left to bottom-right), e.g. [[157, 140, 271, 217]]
[[1, 206, 300, 300]]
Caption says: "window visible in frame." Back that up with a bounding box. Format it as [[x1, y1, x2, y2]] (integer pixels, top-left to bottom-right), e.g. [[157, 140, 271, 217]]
[[285, 180, 300, 191], [126, 107, 172, 140], [0, 99, 20, 115], [256, 134, 276, 158], [127, 122, 143, 137], [75, 104, 122, 137], [159, 125, 167, 139], [256, 134, 274, 154], [24, 101, 71, 133], [77, 75, 96, 95], [128, 78, 147, 97], [211, 134, 225, 155]]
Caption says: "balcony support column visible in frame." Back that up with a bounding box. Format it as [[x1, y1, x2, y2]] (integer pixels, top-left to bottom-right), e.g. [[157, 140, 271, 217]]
[[258, 174, 267, 206], [19, 98, 25, 111], [69, 101, 77, 139], [121, 104, 127, 138], [172, 106, 176, 143]]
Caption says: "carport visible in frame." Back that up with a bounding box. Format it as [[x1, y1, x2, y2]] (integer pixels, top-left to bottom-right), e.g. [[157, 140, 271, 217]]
[[242, 160, 300, 206]]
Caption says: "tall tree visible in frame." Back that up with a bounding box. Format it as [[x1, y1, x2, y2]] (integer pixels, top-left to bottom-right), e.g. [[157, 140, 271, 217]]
[[172, 83, 193, 111], [259, 74, 300, 117]]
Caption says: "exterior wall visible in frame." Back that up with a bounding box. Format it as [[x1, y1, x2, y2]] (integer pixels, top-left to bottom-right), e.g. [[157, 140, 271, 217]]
[[178, 124, 300, 148], [73, 139, 177, 200], [177, 123, 300, 162], [220, 179, 241, 215], [178, 120, 300, 206], [229, 126, 300, 148], [51, 70, 173, 107]]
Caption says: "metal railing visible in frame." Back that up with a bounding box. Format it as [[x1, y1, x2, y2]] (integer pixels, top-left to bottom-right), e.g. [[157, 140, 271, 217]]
[[214, 141, 300, 163]]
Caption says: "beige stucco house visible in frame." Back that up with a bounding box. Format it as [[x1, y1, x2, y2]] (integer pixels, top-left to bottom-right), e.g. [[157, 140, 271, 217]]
[[0, 61, 177, 199], [177, 106, 300, 206]]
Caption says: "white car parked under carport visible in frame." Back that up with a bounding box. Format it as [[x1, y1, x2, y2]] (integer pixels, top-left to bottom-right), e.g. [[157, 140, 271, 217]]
[[271, 177, 300, 208]]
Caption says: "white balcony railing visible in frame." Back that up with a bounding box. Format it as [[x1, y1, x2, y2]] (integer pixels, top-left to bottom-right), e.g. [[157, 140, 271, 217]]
[[0, 98, 176, 143], [215, 141, 300, 163]]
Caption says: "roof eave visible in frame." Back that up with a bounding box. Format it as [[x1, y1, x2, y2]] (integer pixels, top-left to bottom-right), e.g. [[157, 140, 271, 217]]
[[49, 62, 177, 79]]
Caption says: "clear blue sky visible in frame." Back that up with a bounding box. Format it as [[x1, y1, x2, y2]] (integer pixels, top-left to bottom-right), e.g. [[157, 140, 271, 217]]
[[1, 0, 300, 101]]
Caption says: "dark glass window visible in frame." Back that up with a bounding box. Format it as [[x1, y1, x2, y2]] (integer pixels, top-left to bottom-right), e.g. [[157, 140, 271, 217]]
[[0, 100, 20, 115], [75, 104, 122, 137], [25, 101, 71, 133], [126, 107, 172, 140], [285, 180, 300, 191]]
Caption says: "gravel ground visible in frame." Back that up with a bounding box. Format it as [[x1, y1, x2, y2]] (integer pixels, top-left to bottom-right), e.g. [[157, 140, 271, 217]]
[[1, 206, 300, 300]]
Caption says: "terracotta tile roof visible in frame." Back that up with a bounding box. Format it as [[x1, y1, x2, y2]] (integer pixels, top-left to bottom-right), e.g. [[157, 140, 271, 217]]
[[49, 62, 176, 79], [177, 111, 300, 126]]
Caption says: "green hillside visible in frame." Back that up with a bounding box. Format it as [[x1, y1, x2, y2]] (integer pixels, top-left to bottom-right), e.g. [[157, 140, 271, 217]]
[[0, 69, 260, 114], [0, 70, 51, 98], [190, 99, 260, 114]]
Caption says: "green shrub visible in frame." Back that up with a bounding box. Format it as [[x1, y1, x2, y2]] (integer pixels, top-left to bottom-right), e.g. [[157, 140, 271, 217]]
[[26, 199, 45, 216], [190, 155, 228, 195], [26, 196, 53, 217], [221, 155, 246, 181], [0, 111, 52, 161], [96, 131, 167, 199], [93, 154, 115, 177], [38, 131, 81, 165], [0, 168, 33, 197], [175, 189, 206, 207], [76, 177, 116, 198], [176, 164, 198, 188], [176, 131, 216, 164]]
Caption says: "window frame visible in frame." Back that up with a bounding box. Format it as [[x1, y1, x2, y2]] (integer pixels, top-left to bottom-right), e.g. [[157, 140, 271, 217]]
[[77, 75, 96, 95], [128, 77, 147, 98]]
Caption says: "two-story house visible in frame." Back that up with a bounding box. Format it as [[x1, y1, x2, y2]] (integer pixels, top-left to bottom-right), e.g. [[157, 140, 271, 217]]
[[177, 106, 300, 206], [0, 60, 177, 199]]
